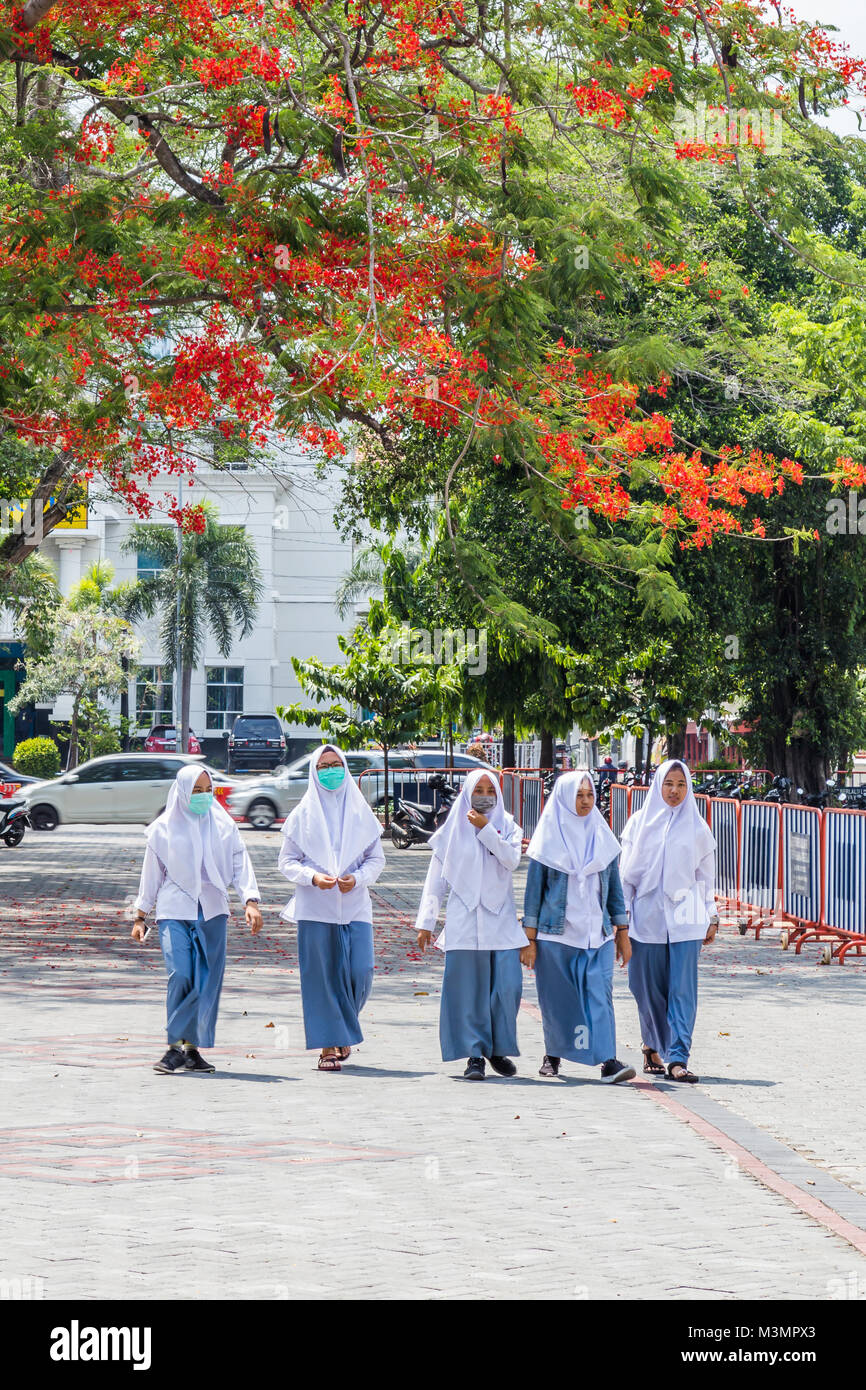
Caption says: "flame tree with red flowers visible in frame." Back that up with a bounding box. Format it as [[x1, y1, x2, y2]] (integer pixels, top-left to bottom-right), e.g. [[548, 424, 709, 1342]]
[[1, 0, 865, 593]]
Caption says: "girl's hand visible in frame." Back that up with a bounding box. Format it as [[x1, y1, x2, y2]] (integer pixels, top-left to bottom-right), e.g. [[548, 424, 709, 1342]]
[[520, 941, 537, 969], [336, 874, 356, 894], [131, 920, 147, 943], [312, 872, 338, 890], [615, 930, 632, 967], [246, 901, 263, 934], [704, 918, 719, 945], [467, 808, 488, 829], [417, 930, 434, 951]]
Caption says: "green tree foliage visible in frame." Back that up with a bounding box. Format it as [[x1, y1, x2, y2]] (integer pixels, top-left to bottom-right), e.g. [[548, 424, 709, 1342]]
[[278, 608, 462, 824]]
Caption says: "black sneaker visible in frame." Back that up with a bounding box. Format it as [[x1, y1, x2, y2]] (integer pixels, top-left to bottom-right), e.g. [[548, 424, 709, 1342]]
[[153, 1046, 187, 1075], [539, 1055, 561, 1077], [601, 1057, 636, 1084], [487, 1055, 517, 1077], [463, 1056, 486, 1080], [184, 1047, 216, 1074]]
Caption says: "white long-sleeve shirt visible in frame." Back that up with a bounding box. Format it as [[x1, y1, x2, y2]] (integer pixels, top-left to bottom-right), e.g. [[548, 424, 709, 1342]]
[[623, 824, 716, 944], [415, 819, 525, 951], [278, 832, 385, 924], [537, 871, 605, 950], [135, 841, 260, 922]]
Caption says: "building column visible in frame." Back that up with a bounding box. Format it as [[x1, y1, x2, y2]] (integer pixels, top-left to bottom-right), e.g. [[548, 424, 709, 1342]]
[[53, 537, 85, 596]]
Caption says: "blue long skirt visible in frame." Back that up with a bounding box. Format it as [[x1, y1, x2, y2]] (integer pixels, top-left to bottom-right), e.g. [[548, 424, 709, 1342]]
[[439, 949, 522, 1061], [157, 912, 228, 1049], [297, 920, 374, 1050], [628, 938, 702, 1066], [535, 937, 616, 1065]]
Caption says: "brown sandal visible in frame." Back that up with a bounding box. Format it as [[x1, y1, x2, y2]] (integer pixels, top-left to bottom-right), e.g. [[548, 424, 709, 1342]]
[[642, 1046, 665, 1075], [667, 1062, 699, 1083], [336, 1046, 351, 1061], [317, 1050, 341, 1072]]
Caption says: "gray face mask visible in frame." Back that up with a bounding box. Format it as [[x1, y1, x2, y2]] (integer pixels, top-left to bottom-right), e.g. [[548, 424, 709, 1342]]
[[471, 794, 497, 813]]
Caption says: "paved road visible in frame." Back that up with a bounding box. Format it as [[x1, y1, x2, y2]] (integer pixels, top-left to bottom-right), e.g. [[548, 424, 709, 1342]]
[[1, 825, 865, 1300]]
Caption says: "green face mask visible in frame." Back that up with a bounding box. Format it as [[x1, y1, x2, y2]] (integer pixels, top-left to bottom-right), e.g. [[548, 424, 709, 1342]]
[[188, 791, 214, 815], [317, 765, 345, 790]]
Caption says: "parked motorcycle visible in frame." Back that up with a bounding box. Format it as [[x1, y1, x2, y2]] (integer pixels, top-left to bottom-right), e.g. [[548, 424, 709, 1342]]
[[731, 773, 765, 802], [0, 798, 30, 847], [541, 768, 558, 798], [763, 775, 793, 804], [390, 773, 461, 848], [596, 776, 613, 818], [798, 777, 841, 810]]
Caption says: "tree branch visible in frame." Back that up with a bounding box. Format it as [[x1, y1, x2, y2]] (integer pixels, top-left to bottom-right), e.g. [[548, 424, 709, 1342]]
[[20, 0, 59, 31]]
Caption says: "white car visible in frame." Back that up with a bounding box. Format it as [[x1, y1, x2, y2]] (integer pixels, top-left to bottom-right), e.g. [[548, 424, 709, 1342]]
[[21, 753, 211, 829], [227, 749, 416, 830]]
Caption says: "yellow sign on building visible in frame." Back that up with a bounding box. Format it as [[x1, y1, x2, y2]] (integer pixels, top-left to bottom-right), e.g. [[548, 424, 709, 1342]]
[[53, 492, 89, 529], [0, 486, 88, 539]]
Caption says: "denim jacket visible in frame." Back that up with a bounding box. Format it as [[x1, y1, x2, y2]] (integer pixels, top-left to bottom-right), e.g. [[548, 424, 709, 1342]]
[[522, 856, 628, 938]]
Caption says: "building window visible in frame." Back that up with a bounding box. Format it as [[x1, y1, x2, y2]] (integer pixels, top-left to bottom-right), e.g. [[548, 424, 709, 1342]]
[[135, 666, 173, 726], [206, 666, 244, 730], [137, 547, 167, 582]]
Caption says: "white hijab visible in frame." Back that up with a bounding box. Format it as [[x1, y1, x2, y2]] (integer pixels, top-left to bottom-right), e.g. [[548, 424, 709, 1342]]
[[145, 764, 238, 901], [427, 767, 515, 913], [526, 772, 620, 897], [619, 759, 715, 905], [281, 744, 381, 877]]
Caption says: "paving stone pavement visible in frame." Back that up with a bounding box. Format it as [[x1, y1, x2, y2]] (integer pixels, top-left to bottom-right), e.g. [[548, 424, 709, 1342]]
[[1, 825, 865, 1301]]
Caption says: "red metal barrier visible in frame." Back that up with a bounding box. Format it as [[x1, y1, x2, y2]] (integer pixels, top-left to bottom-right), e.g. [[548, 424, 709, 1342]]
[[735, 801, 782, 939], [609, 783, 630, 836], [793, 807, 866, 965], [773, 805, 823, 954], [615, 791, 866, 964]]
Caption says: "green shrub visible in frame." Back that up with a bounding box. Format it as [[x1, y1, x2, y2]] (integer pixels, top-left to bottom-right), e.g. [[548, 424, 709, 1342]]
[[88, 728, 121, 758], [13, 737, 61, 779]]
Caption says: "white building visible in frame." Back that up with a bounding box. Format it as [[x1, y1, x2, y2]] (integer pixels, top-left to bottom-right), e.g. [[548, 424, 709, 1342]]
[[1, 449, 367, 764]]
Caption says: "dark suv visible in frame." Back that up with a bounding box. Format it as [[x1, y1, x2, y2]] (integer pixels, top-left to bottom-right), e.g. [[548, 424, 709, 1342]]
[[227, 714, 286, 773]]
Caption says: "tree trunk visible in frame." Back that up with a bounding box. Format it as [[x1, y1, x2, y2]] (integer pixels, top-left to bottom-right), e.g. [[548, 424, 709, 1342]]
[[120, 654, 130, 751], [637, 725, 654, 783], [502, 710, 515, 769], [760, 677, 829, 797], [766, 736, 827, 801], [447, 724, 454, 768], [67, 696, 81, 770], [382, 742, 390, 830], [180, 661, 192, 754], [666, 723, 687, 763], [539, 728, 554, 771]]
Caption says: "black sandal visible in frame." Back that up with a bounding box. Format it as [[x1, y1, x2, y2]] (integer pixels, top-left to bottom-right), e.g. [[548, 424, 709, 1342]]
[[642, 1046, 665, 1076], [667, 1062, 699, 1083]]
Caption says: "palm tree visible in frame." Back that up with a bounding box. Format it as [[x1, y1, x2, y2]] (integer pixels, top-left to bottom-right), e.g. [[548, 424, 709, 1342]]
[[121, 501, 263, 752], [2, 551, 59, 650], [334, 539, 425, 621]]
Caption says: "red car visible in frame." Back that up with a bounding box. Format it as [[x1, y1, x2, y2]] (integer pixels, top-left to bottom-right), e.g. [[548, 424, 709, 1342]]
[[144, 725, 202, 755]]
